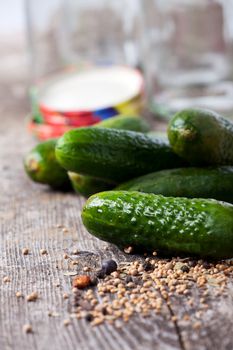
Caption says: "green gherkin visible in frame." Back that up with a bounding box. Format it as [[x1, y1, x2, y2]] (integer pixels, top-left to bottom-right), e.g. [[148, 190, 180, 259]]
[[24, 115, 150, 192], [68, 172, 115, 197], [67, 114, 150, 196], [82, 191, 233, 259], [117, 166, 233, 203], [168, 108, 233, 165], [24, 139, 70, 189], [56, 128, 186, 182]]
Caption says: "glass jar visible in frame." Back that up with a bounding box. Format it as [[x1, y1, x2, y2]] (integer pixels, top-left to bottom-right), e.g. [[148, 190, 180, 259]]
[[141, 0, 233, 119], [25, 0, 144, 139], [25, 0, 142, 83]]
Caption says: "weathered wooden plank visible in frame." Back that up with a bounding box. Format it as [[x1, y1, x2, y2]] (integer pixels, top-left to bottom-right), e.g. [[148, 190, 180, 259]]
[[168, 280, 233, 350], [0, 113, 181, 350]]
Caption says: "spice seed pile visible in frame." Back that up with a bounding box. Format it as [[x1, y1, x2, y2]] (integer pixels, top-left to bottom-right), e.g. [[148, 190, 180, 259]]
[[72, 257, 233, 327]]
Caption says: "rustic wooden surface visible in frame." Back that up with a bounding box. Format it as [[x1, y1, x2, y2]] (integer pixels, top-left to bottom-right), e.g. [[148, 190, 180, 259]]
[[1, 69, 233, 350]]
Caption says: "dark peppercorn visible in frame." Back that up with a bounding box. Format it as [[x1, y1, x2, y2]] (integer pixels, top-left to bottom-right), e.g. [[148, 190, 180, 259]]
[[125, 276, 133, 283], [90, 276, 98, 286], [181, 265, 190, 273], [96, 269, 106, 279], [202, 262, 211, 269], [101, 307, 108, 315], [102, 260, 117, 275], [85, 313, 94, 322], [143, 261, 153, 271], [188, 260, 197, 268]]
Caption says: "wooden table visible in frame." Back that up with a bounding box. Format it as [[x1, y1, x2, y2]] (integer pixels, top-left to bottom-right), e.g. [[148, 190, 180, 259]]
[[1, 70, 233, 350]]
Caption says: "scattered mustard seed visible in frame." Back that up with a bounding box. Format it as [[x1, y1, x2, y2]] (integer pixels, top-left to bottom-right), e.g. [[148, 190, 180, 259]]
[[26, 292, 38, 302], [69, 256, 233, 327], [16, 291, 23, 298], [124, 246, 133, 254], [193, 321, 201, 330], [83, 266, 90, 272], [3, 276, 10, 283], [23, 324, 33, 334], [183, 314, 190, 321], [22, 248, 29, 255], [63, 319, 71, 327]]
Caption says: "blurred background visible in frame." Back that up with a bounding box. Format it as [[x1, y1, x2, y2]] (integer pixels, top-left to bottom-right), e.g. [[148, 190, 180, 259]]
[[0, 0, 28, 119], [1, 0, 233, 139]]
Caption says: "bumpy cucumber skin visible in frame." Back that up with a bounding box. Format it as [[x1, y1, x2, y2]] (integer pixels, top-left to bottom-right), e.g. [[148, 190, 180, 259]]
[[117, 166, 233, 203], [95, 115, 150, 133], [82, 191, 233, 259], [24, 139, 70, 189], [147, 131, 168, 142], [168, 108, 233, 165], [56, 128, 186, 182], [68, 172, 115, 197]]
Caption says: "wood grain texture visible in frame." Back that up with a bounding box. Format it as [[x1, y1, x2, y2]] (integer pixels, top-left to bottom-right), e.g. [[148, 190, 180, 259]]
[[0, 99, 180, 350], [0, 83, 233, 350]]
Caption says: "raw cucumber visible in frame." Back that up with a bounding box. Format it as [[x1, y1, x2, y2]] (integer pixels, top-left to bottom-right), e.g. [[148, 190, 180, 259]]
[[68, 172, 115, 197], [24, 139, 70, 189], [94, 114, 150, 132], [56, 128, 186, 182], [82, 191, 233, 259], [168, 108, 233, 165], [117, 166, 233, 203], [68, 115, 150, 196], [24, 115, 149, 193]]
